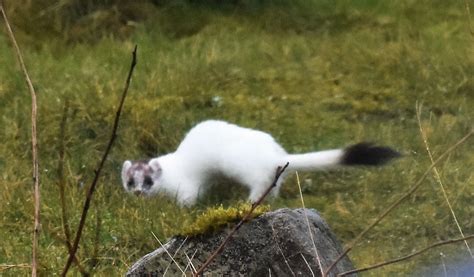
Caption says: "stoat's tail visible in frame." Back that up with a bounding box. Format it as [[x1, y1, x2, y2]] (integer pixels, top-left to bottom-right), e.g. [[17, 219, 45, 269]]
[[285, 142, 400, 172]]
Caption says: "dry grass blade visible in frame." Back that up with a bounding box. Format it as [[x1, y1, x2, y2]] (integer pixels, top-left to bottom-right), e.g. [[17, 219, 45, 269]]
[[56, 100, 88, 274], [440, 252, 448, 277], [465, 0, 474, 36], [0, 2, 40, 276], [0, 263, 31, 269], [338, 234, 474, 276], [270, 223, 296, 277], [163, 237, 189, 276], [61, 45, 138, 276], [193, 162, 289, 276], [183, 251, 198, 275], [57, 101, 71, 246], [300, 253, 316, 277], [416, 103, 473, 258], [296, 172, 321, 277], [151, 232, 186, 275], [323, 129, 474, 277]]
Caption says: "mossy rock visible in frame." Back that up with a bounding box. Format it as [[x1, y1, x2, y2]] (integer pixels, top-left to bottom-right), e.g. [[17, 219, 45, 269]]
[[127, 208, 356, 276], [179, 202, 270, 236]]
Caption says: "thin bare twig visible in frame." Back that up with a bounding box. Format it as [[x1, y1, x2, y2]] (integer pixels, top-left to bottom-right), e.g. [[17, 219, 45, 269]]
[[193, 162, 289, 276], [338, 234, 474, 276], [323, 129, 473, 277], [0, 3, 40, 276], [416, 103, 473, 258], [61, 45, 137, 276]]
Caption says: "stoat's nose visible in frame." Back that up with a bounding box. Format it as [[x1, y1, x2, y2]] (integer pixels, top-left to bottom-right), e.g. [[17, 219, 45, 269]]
[[134, 190, 143, 196]]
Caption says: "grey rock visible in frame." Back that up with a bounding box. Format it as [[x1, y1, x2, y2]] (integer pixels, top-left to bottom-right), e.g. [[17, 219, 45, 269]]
[[127, 208, 356, 276]]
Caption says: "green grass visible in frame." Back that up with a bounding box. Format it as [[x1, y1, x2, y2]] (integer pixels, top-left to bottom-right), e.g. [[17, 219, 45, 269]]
[[1, 1, 473, 275]]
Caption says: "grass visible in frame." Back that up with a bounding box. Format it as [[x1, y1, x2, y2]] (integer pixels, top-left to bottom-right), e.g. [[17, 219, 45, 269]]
[[1, 0, 473, 275]]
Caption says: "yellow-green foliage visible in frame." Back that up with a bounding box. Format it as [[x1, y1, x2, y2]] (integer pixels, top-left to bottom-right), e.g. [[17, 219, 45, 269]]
[[179, 202, 270, 237]]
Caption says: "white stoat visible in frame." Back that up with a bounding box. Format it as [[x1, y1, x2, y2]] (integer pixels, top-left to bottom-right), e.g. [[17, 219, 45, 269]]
[[121, 120, 399, 206]]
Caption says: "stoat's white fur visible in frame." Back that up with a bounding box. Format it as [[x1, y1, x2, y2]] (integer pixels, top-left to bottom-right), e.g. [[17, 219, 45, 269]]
[[122, 120, 398, 206]]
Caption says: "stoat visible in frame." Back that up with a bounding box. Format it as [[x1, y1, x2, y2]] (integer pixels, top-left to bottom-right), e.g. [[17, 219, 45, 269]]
[[121, 120, 400, 206]]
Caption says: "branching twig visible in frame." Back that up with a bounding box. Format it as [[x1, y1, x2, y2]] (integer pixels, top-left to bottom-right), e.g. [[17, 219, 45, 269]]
[[338, 234, 474, 276], [193, 162, 289, 276], [1, 3, 40, 276], [323, 129, 473, 277], [61, 45, 137, 276]]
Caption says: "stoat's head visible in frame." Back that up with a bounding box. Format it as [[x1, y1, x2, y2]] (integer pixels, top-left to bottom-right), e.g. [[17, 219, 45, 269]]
[[121, 159, 162, 196]]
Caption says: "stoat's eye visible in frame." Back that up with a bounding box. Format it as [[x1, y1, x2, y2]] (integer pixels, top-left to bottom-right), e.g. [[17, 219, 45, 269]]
[[143, 176, 153, 188], [127, 179, 135, 188]]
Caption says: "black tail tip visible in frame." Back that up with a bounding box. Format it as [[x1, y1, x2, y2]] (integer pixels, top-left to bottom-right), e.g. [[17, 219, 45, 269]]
[[342, 142, 401, 166]]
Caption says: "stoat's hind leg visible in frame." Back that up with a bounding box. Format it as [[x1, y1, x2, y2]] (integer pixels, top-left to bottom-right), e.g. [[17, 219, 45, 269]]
[[175, 184, 200, 207], [247, 175, 285, 204]]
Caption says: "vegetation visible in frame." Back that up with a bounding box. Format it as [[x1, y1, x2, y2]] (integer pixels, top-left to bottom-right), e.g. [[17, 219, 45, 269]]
[[0, 0, 473, 275], [179, 202, 270, 237]]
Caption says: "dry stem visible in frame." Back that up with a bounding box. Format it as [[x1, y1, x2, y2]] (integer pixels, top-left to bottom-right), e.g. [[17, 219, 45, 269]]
[[151, 231, 186, 275], [0, 263, 32, 272], [57, 100, 89, 275], [338, 234, 474, 276], [270, 223, 296, 277], [58, 101, 72, 250], [1, 3, 40, 276], [465, 0, 474, 36], [323, 129, 473, 277], [193, 162, 289, 276], [61, 45, 137, 276], [416, 103, 473, 258], [296, 172, 322, 276]]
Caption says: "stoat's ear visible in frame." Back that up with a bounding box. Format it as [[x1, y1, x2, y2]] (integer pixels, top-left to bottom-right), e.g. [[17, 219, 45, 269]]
[[149, 159, 162, 173], [122, 160, 132, 183]]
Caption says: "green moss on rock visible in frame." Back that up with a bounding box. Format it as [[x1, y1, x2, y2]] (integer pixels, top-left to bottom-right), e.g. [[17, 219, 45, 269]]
[[179, 202, 270, 237]]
